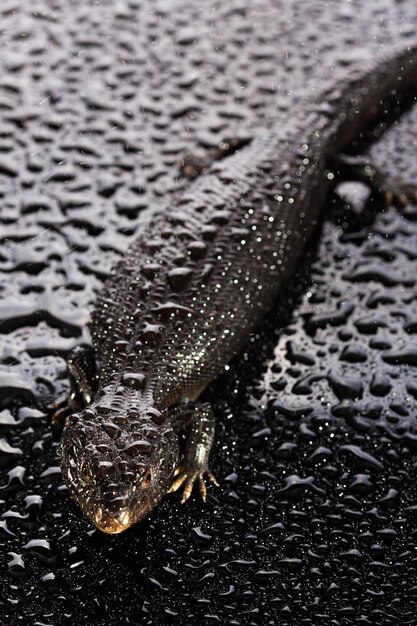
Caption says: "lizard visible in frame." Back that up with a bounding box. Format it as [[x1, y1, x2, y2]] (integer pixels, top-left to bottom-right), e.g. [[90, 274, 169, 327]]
[[58, 40, 417, 533]]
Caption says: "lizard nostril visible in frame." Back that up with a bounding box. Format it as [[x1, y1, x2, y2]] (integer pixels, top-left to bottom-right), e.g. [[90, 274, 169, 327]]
[[94, 507, 103, 524]]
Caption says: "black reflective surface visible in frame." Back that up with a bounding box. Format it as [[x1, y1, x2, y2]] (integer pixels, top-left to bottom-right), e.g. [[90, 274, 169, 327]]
[[1, 1, 417, 624]]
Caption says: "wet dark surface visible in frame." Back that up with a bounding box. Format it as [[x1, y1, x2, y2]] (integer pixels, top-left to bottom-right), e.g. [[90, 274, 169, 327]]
[[1, 1, 417, 625]]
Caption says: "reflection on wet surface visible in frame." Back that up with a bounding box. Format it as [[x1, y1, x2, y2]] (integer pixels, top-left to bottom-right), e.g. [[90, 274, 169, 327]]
[[1, 0, 417, 624]]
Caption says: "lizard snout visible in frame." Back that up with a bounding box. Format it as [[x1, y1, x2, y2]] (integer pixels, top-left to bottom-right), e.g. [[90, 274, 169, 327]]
[[94, 507, 131, 534]]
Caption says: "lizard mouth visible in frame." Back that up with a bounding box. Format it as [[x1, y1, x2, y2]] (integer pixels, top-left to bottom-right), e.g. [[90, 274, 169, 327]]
[[93, 508, 131, 534]]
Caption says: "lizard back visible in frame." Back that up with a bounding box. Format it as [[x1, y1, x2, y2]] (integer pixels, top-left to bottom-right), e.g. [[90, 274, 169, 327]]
[[91, 40, 417, 410]]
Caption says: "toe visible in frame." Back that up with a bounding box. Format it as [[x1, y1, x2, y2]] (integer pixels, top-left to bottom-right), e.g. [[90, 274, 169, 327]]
[[399, 193, 408, 206], [207, 471, 220, 487], [384, 190, 394, 206], [168, 472, 188, 494], [181, 474, 197, 504], [169, 466, 219, 503], [198, 476, 207, 502], [173, 464, 184, 478]]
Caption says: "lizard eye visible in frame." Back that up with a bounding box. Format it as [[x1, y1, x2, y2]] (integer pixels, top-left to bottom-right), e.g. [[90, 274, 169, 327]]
[[142, 468, 152, 487], [80, 460, 92, 484]]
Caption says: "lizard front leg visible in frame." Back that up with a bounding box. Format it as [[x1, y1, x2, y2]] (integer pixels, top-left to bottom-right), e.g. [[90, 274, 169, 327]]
[[179, 136, 252, 179], [166, 402, 219, 503], [52, 345, 97, 427]]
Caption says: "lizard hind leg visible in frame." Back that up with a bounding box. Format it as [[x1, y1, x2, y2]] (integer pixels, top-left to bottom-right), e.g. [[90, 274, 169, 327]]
[[330, 153, 417, 207], [166, 402, 219, 503]]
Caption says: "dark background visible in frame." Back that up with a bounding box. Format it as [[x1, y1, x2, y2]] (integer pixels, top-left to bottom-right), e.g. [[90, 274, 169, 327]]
[[1, 1, 417, 624]]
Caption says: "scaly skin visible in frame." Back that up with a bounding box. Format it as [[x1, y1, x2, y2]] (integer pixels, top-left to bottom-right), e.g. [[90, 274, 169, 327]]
[[59, 41, 417, 533]]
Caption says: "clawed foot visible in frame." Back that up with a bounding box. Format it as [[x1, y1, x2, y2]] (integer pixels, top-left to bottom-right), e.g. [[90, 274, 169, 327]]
[[50, 395, 79, 431], [179, 152, 208, 179], [50, 398, 72, 429], [168, 464, 219, 503], [381, 178, 417, 207], [330, 155, 417, 209]]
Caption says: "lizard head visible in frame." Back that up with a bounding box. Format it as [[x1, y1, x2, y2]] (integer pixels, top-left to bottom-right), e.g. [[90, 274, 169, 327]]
[[59, 401, 178, 534]]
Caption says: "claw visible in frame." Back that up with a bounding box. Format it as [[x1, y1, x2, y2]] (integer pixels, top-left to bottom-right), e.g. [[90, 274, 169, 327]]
[[384, 190, 394, 206], [198, 476, 207, 502], [51, 403, 72, 429], [382, 179, 417, 207], [182, 476, 196, 503], [168, 471, 188, 494], [168, 466, 219, 503]]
